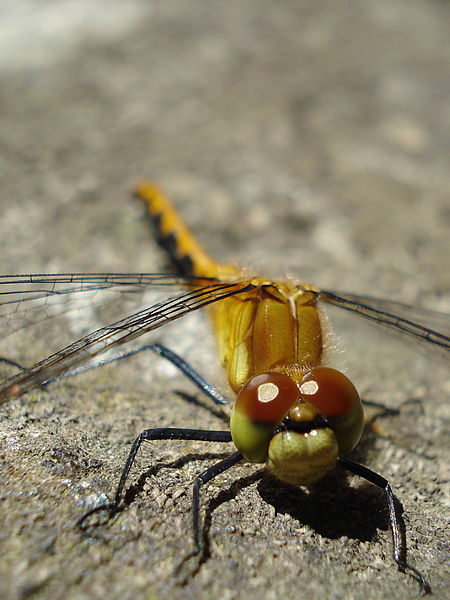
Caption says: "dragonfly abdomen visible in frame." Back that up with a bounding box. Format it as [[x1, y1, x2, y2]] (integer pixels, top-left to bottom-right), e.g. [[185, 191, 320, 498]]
[[136, 181, 237, 280]]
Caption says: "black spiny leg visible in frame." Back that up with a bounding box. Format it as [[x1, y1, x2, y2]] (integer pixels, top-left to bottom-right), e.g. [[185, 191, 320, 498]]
[[0, 357, 27, 370], [192, 451, 243, 554], [78, 428, 234, 528], [42, 343, 229, 406], [338, 456, 431, 594]]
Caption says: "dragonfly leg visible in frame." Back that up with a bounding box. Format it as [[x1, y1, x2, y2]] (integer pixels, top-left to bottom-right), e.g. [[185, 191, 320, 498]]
[[192, 451, 243, 554], [337, 456, 431, 594], [43, 343, 229, 406], [78, 428, 233, 526], [363, 399, 435, 460], [0, 357, 27, 371], [363, 399, 400, 437]]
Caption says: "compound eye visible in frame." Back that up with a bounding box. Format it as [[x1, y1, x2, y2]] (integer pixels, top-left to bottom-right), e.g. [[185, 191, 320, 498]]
[[236, 372, 300, 424], [299, 367, 359, 417], [230, 372, 301, 463], [299, 367, 364, 454]]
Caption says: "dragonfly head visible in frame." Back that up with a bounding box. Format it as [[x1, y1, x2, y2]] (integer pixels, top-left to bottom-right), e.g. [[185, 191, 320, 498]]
[[230, 368, 364, 486]]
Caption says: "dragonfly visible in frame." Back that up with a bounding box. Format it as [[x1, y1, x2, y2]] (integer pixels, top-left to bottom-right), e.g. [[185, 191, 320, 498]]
[[0, 182, 448, 593]]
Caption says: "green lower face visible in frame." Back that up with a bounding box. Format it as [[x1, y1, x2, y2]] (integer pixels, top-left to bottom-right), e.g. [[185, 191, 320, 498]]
[[328, 401, 364, 454], [267, 427, 338, 487], [230, 409, 273, 463]]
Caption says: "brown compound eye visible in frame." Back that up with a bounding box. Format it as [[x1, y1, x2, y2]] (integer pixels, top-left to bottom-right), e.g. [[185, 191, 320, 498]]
[[230, 372, 301, 464], [299, 367, 360, 418], [299, 367, 364, 454], [236, 372, 300, 424]]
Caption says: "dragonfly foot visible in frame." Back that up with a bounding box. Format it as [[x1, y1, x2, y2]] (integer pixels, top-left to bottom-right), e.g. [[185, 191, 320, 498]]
[[76, 501, 120, 530], [397, 559, 431, 595], [172, 546, 207, 586]]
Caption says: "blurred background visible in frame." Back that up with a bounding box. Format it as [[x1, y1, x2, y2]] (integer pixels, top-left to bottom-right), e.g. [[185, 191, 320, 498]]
[[2, 1, 449, 295]]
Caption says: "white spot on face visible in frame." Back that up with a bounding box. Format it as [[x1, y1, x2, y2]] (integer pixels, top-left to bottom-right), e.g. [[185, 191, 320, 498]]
[[257, 382, 280, 403], [303, 429, 317, 438], [299, 380, 318, 396]]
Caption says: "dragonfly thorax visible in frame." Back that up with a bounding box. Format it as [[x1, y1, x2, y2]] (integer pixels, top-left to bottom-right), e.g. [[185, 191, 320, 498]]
[[209, 282, 323, 393]]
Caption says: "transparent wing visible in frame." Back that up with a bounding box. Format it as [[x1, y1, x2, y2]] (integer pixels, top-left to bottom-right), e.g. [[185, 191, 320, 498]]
[[1, 275, 448, 403], [319, 290, 450, 354], [0, 273, 219, 340], [0, 277, 253, 401]]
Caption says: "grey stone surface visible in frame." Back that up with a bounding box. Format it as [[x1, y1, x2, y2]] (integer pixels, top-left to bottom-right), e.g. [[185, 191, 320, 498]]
[[0, 2, 449, 599]]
